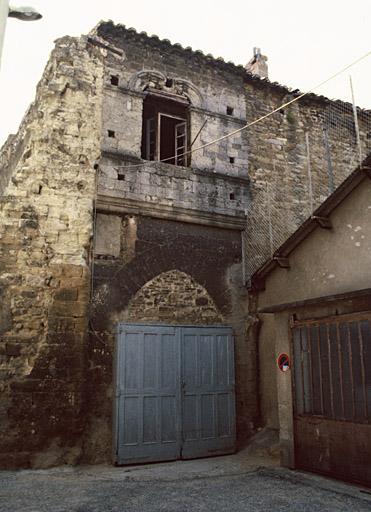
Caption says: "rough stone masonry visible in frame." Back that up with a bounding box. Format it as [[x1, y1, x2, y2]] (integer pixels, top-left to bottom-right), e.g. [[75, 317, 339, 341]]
[[0, 20, 370, 468]]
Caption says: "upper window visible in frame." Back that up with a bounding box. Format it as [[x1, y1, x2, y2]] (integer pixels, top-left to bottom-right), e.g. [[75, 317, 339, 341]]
[[141, 94, 190, 167]]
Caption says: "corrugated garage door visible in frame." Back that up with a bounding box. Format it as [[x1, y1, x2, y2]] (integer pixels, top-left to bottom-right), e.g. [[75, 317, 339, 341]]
[[115, 324, 235, 465], [292, 312, 371, 487]]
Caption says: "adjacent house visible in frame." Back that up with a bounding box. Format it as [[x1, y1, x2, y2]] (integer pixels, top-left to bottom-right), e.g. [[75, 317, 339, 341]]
[[250, 154, 371, 487]]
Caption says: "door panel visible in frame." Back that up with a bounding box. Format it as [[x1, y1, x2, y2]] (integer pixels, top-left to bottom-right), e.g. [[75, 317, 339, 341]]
[[181, 327, 236, 459], [292, 313, 371, 487], [116, 325, 181, 464], [115, 324, 235, 465]]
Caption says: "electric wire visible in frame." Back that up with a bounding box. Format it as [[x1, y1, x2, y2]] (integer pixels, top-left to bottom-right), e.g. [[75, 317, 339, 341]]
[[115, 49, 371, 171], [89, 49, 371, 343]]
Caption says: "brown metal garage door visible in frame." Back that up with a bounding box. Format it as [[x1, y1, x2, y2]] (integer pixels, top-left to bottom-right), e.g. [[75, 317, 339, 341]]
[[292, 312, 371, 487]]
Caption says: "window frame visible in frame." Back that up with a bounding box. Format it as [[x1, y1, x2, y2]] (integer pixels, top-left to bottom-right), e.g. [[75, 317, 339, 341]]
[[141, 93, 190, 167]]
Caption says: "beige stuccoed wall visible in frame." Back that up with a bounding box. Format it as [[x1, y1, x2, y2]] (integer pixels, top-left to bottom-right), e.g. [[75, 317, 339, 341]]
[[273, 312, 294, 467], [259, 178, 371, 310], [258, 314, 279, 429]]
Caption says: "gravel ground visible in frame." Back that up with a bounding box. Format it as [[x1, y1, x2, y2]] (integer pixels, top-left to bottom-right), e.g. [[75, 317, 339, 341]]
[[1, 465, 370, 512]]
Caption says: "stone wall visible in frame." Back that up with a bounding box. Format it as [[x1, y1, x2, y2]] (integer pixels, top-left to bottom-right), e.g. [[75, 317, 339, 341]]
[[245, 80, 371, 204], [1, 20, 370, 468], [94, 22, 251, 230], [85, 215, 250, 463], [0, 106, 32, 196], [88, 28, 253, 461], [94, 22, 371, 280], [244, 81, 371, 278], [0, 36, 104, 468], [93, 23, 371, 441], [95, 21, 248, 178], [98, 157, 249, 224], [126, 270, 224, 324]]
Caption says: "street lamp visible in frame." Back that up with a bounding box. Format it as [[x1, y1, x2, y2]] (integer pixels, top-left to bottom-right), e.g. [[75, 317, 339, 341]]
[[8, 5, 42, 20], [0, 0, 42, 70]]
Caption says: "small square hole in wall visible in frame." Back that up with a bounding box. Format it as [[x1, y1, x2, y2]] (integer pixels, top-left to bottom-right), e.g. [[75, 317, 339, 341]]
[[165, 78, 173, 88], [108, 130, 115, 138], [229, 192, 235, 200], [226, 106, 234, 116], [229, 157, 235, 164], [117, 173, 125, 181], [110, 75, 119, 86]]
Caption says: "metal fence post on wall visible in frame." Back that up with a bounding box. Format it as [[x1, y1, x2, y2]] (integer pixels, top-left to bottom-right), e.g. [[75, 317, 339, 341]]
[[266, 179, 274, 257], [305, 132, 314, 215], [323, 128, 335, 194], [349, 75, 363, 167]]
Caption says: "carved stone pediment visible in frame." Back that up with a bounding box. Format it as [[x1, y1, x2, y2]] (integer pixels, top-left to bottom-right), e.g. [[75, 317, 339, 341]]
[[127, 71, 204, 108]]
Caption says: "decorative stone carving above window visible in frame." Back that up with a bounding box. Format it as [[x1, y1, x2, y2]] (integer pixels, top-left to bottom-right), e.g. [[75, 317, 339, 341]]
[[172, 78, 204, 109], [127, 71, 204, 109], [128, 70, 167, 92]]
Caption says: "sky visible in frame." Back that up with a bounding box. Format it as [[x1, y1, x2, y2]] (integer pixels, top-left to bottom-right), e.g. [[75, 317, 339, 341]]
[[0, 0, 370, 146]]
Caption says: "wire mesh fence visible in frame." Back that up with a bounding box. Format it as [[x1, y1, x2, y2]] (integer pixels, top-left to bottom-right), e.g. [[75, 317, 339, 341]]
[[244, 73, 371, 284]]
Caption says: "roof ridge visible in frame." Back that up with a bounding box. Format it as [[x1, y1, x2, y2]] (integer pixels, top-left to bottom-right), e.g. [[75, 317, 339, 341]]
[[94, 20, 370, 112]]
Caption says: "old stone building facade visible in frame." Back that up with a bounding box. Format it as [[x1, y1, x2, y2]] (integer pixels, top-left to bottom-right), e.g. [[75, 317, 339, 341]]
[[0, 21, 369, 467]]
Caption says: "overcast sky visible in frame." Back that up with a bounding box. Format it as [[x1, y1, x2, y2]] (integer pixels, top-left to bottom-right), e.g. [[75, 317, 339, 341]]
[[0, 0, 370, 146]]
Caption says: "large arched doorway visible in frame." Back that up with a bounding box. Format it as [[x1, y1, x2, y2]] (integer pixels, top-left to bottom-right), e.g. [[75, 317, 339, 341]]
[[113, 271, 236, 464]]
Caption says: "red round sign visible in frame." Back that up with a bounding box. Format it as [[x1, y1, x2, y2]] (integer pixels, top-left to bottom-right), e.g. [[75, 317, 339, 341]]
[[277, 353, 290, 372]]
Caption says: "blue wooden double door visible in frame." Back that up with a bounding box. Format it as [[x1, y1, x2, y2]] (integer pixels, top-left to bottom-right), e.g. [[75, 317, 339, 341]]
[[115, 324, 236, 464]]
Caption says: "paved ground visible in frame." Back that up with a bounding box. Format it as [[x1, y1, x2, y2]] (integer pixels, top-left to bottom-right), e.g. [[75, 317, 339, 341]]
[[1, 449, 370, 512]]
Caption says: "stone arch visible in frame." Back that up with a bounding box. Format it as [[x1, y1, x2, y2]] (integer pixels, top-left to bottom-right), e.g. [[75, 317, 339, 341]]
[[172, 78, 204, 109], [122, 270, 224, 325]]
